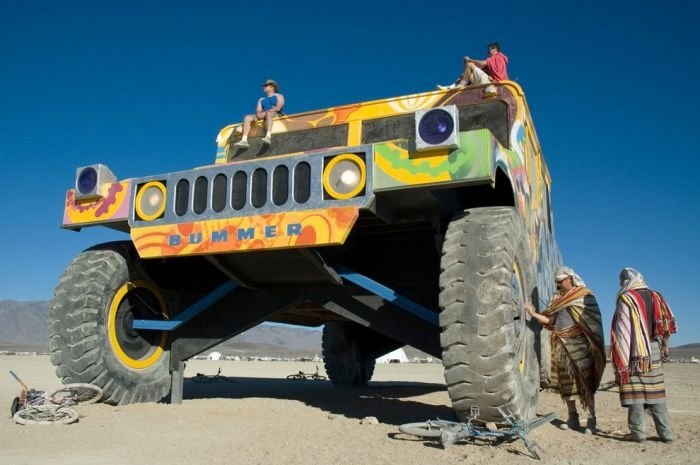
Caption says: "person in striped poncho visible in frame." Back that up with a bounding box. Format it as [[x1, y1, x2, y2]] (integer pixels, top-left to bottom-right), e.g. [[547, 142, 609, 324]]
[[526, 267, 606, 434], [611, 268, 677, 443]]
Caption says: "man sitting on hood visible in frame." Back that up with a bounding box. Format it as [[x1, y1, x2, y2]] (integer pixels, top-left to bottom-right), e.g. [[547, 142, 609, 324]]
[[438, 43, 509, 91]]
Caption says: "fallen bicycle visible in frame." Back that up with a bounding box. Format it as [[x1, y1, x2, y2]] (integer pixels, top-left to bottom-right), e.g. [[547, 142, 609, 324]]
[[286, 365, 327, 381], [9, 370, 103, 425], [192, 367, 237, 383], [399, 407, 556, 460]]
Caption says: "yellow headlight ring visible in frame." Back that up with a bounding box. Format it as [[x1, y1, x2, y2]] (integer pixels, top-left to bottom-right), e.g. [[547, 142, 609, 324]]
[[107, 280, 169, 370], [135, 181, 167, 221], [323, 153, 367, 200]]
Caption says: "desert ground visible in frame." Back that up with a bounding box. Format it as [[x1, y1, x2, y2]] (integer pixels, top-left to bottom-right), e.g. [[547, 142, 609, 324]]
[[1, 356, 699, 465]]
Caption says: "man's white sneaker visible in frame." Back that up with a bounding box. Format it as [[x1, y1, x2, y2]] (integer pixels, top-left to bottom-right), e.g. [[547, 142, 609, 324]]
[[261, 136, 272, 145], [234, 140, 249, 148], [483, 85, 497, 97], [437, 84, 455, 90]]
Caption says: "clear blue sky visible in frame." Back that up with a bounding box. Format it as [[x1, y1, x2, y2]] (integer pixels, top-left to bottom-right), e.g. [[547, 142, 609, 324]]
[[1, 1, 698, 344]]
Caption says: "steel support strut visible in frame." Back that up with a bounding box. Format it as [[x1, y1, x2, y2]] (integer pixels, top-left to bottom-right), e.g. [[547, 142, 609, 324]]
[[335, 265, 438, 325], [170, 361, 185, 404], [308, 265, 442, 358], [132, 281, 238, 332]]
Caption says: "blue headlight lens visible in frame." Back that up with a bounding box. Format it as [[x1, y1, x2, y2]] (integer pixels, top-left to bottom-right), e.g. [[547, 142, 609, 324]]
[[77, 167, 98, 195], [418, 109, 454, 145]]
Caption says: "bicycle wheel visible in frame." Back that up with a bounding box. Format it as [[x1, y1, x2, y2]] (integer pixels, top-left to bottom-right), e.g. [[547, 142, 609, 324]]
[[287, 374, 304, 380], [48, 383, 103, 406], [399, 420, 460, 439], [311, 374, 327, 381], [13, 406, 79, 425]]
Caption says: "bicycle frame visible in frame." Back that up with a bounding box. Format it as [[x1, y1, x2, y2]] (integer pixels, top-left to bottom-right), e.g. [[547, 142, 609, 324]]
[[400, 407, 557, 460]]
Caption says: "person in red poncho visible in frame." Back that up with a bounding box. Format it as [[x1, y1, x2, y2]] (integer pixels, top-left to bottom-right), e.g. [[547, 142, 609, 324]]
[[611, 268, 677, 443]]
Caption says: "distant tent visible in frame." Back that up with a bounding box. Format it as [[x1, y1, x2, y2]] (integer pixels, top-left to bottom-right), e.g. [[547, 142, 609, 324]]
[[208, 351, 223, 361], [376, 348, 409, 364]]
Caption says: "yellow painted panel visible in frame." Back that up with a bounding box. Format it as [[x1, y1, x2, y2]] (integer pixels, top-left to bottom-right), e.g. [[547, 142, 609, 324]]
[[132, 207, 359, 258]]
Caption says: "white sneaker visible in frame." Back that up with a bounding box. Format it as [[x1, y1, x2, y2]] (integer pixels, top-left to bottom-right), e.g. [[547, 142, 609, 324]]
[[437, 83, 455, 90], [233, 140, 249, 148], [262, 136, 272, 145]]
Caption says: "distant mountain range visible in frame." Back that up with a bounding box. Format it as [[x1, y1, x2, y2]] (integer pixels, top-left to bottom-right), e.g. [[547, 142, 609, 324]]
[[216, 325, 323, 358], [1, 300, 697, 360], [0, 300, 49, 352]]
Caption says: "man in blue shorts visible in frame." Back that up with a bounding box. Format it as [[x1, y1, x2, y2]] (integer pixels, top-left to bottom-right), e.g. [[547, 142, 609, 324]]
[[234, 79, 285, 148]]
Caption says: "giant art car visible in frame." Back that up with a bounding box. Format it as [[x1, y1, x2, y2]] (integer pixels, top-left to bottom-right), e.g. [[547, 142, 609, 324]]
[[51, 82, 561, 421]]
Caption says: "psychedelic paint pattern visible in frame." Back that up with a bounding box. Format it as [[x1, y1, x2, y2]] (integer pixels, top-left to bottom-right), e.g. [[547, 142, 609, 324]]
[[131, 207, 358, 258], [62, 182, 131, 229], [373, 130, 493, 190]]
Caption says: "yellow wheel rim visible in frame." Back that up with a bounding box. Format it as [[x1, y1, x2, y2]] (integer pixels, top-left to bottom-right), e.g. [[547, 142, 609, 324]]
[[107, 280, 168, 369]]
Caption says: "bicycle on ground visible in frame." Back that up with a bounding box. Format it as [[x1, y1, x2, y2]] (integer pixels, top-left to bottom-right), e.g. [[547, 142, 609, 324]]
[[9, 370, 102, 425], [286, 365, 327, 381], [398, 406, 556, 460], [192, 367, 236, 383]]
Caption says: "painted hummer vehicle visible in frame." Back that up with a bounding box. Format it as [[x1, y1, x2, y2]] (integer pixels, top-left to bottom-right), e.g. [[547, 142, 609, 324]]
[[51, 81, 561, 421]]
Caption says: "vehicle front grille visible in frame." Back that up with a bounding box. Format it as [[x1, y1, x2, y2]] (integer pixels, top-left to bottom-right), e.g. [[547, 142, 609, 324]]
[[132, 143, 374, 227], [172, 160, 314, 220]]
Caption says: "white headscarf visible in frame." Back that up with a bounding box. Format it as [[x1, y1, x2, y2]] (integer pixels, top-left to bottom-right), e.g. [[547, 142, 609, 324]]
[[554, 266, 586, 287], [618, 267, 648, 297]]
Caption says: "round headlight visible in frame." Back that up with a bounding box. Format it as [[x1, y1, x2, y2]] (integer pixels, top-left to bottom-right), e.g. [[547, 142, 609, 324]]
[[418, 109, 455, 145], [323, 154, 366, 200], [135, 182, 167, 221], [76, 167, 98, 195]]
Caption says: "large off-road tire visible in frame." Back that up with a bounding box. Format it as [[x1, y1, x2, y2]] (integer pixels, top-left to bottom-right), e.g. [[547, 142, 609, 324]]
[[322, 322, 402, 386], [439, 207, 539, 422], [48, 241, 171, 405], [322, 322, 376, 386]]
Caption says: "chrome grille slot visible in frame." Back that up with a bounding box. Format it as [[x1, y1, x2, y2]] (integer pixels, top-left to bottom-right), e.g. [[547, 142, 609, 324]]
[[212, 174, 227, 213], [294, 162, 311, 204], [272, 165, 289, 206], [175, 179, 189, 217], [231, 171, 247, 211], [251, 168, 267, 208], [193, 176, 208, 214]]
